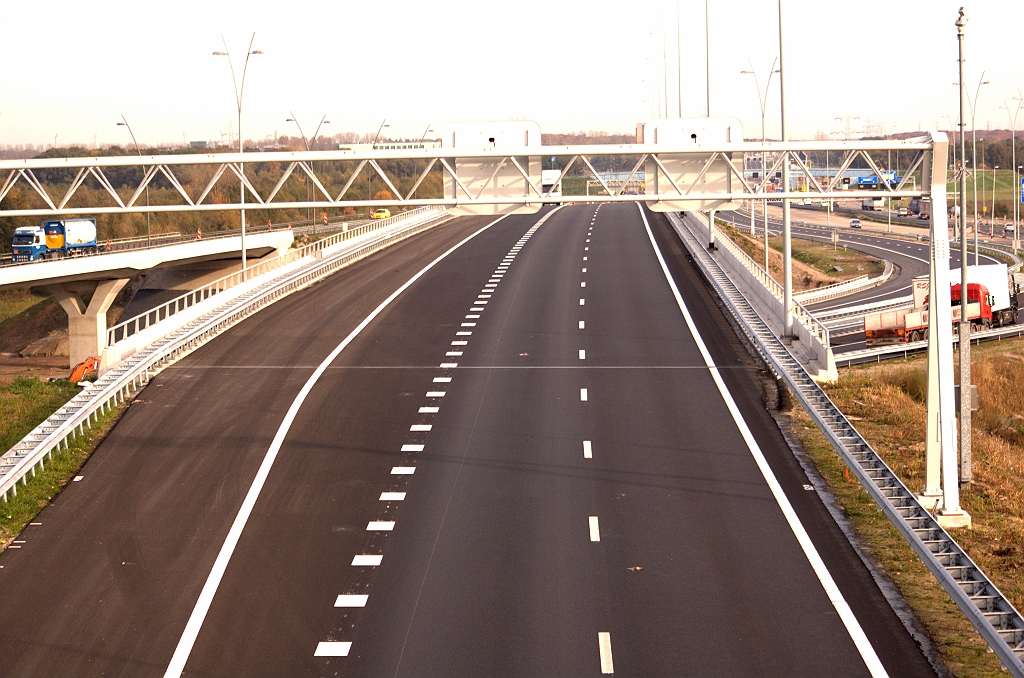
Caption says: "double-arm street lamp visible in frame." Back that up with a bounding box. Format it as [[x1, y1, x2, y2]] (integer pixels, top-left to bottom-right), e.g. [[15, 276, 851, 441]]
[[954, 74, 991, 265], [741, 56, 779, 276], [213, 33, 263, 279], [116, 115, 150, 246], [1001, 94, 1023, 252], [286, 112, 331, 225]]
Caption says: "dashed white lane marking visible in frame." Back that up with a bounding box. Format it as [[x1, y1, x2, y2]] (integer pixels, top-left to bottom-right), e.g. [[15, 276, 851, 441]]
[[585, 247, 589, 251], [162, 213, 514, 678], [401, 444, 424, 452], [466, 314, 480, 318], [583, 440, 593, 459], [583, 255, 588, 259], [73, 476, 83, 481], [579, 299, 585, 306], [367, 521, 395, 531], [419, 407, 439, 413], [351, 554, 383, 566], [335, 594, 369, 607], [586, 239, 591, 242], [637, 204, 889, 678], [598, 633, 614, 673], [451, 341, 468, 346], [380, 492, 406, 501], [461, 321, 477, 326], [484, 283, 497, 288], [579, 321, 585, 329], [470, 306, 484, 311], [410, 424, 432, 431], [315, 641, 352, 657], [446, 352, 463, 357], [456, 330, 472, 335], [426, 391, 446, 397], [478, 294, 492, 299], [392, 467, 416, 475], [589, 516, 601, 541], [581, 282, 586, 287], [440, 362, 458, 367], [582, 268, 587, 273], [579, 350, 586, 360], [580, 388, 588, 401]]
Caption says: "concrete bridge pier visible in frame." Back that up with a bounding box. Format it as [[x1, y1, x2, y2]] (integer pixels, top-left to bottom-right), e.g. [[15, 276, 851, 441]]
[[48, 279, 129, 368]]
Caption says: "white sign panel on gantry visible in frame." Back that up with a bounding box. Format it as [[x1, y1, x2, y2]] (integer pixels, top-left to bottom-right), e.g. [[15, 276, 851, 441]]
[[643, 117, 744, 212], [441, 121, 542, 215]]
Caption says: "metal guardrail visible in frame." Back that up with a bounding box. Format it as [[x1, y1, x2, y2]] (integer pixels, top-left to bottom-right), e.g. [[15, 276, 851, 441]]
[[671, 210, 1024, 675], [1, 206, 452, 504], [700, 214, 830, 349], [834, 323, 1024, 366], [815, 295, 915, 322], [107, 208, 434, 345], [794, 258, 895, 306]]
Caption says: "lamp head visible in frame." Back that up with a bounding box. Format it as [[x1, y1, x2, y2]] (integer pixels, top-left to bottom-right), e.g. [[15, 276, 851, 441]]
[[286, 118, 295, 122], [251, 50, 264, 55], [212, 51, 227, 56], [117, 122, 126, 126]]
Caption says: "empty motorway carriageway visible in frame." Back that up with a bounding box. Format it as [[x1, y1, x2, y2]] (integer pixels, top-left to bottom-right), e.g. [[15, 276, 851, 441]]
[[0, 204, 936, 677]]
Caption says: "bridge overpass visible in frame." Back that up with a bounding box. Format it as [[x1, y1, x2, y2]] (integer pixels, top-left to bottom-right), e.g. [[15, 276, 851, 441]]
[[0, 230, 292, 366]]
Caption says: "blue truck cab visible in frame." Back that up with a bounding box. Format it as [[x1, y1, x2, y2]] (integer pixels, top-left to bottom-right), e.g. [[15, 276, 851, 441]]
[[11, 227, 47, 262]]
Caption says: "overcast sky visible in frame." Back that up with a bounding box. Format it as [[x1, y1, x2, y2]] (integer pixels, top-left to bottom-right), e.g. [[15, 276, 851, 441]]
[[0, 0, 1020, 147]]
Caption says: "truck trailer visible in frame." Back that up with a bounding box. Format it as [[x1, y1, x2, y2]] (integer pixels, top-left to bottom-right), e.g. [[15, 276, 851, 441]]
[[864, 264, 1019, 346], [862, 197, 886, 211], [11, 219, 99, 261]]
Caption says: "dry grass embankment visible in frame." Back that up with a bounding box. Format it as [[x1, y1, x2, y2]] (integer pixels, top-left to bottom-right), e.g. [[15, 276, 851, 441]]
[[791, 337, 1024, 676]]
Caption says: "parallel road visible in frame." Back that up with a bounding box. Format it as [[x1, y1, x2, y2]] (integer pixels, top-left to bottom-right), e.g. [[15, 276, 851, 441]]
[[0, 205, 936, 676]]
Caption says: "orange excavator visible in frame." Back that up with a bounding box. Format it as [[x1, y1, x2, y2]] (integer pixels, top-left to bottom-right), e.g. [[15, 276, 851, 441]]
[[69, 356, 101, 383]]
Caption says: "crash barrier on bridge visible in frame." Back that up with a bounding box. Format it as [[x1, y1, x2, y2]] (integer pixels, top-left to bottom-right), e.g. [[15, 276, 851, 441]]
[[0, 206, 453, 505], [103, 207, 445, 369], [793, 259, 894, 306], [670, 209, 1024, 675], [680, 212, 837, 382], [834, 323, 1024, 367]]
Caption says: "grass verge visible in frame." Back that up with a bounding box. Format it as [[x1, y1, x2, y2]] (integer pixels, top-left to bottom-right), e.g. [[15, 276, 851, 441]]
[[789, 335, 1024, 676], [0, 377, 124, 551]]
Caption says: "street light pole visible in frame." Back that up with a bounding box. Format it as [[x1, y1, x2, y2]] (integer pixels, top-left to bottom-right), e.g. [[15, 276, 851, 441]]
[[368, 119, 389, 213], [213, 33, 263, 280], [1002, 95, 1022, 252], [777, 0, 794, 338], [286, 112, 330, 226], [741, 56, 779, 278], [956, 8, 972, 486], [117, 115, 150, 247]]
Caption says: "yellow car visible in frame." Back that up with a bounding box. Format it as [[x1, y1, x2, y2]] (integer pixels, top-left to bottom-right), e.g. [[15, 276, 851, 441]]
[[372, 209, 391, 220]]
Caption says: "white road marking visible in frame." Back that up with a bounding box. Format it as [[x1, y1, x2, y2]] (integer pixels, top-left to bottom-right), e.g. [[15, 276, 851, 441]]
[[484, 284, 497, 288], [583, 254, 588, 259], [579, 321, 585, 329], [598, 633, 614, 673], [401, 444, 424, 452], [579, 299, 585, 306], [162, 212, 516, 677], [581, 282, 586, 287], [461, 322, 477, 326], [335, 594, 369, 607], [73, 476, 83, 481], [580, 388, 588, 401], [586, 239, 590, 242], [470, 307, 484, 311], [410, 424, 432, 431], [585, 248, 589, 251], [589, 516, 600, 541], [392, 467, 416, 475], [456, 331, 472, 335], [440, 362, 458, 367], [426, 391, 446, 397], [367, 521, 395, 531], [583, 440, 593, 458], [582, 268, 587, 272], [351, 554, 383, 566], [419, 407, 439, 413], [638, 204, 889, 678], [451, 341, 468, 346], [478, 294, 492, 299], [446, 352, 463, 357], [579, 350, 586, 360], [315, 641, 352, 657], [380, 492, 406, 501], [465, 314, 480, 319]]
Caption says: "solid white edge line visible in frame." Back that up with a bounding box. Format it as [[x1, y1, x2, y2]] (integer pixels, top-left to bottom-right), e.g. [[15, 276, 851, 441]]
[[636, 203, 889, 678], [598, 632, 614, 673], [162, 213, 513, 678]]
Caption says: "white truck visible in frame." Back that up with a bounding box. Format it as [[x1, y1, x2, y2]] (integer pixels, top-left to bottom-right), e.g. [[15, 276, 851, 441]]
[[862, 197, 886, 211]]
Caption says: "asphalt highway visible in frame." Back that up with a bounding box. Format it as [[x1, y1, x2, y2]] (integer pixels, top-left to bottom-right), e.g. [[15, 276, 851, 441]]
[[0, 205, 937, 677]]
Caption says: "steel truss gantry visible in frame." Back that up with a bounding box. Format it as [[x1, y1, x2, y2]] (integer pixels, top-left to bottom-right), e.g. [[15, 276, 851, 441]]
[[0, 139, 932, 217]]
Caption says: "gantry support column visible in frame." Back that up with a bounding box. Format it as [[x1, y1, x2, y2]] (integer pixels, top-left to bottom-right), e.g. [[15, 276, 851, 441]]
[[48, 279, 129, 368]]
